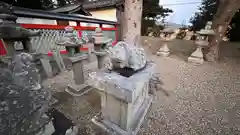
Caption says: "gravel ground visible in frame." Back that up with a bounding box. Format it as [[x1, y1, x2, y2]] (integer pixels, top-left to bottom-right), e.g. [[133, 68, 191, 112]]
[[139, 55, 240, 135], [43, 40, 240, 135]]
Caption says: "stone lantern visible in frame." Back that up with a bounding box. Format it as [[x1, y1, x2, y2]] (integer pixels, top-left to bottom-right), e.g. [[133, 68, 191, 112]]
[[87, 41, 154, 135], [0, 2, 54, 135], [0, 3, 40, 57], [156, 28, 174, 57], [92, 27, 112, 69], [56, 26, 91, 96], [188, 21, 215, 64]]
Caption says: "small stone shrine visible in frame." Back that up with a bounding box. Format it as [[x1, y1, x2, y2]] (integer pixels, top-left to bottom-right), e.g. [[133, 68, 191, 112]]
[[87, 41, 155, 135], [56, 26, 92, 96], [156, 28, 174, 57], [188, 21, 215, 64], [92, 27, 112, 69]]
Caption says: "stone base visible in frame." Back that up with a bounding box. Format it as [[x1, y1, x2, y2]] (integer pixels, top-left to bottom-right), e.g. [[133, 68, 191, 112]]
[[65, 84, 93, 96], [92, 95, 153, 135], [156, 51, 170, 57], [188, 56, 204, 64], [36, 121, 55, 135]]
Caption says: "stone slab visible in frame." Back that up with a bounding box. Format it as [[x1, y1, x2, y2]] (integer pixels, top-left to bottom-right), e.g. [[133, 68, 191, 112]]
[[68, 54, 88, 63], [188, 56, 204, 64], [156, 51, 170, 57], [65, 84, 93, 97], [92, 95, 153, 135]]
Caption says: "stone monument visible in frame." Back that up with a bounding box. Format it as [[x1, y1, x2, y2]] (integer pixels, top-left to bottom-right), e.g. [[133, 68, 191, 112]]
[[92, 27, 112, 69], [156, 28, 174, 56], [56, 26, 92, 96], [87, 41, 155, 135], [188, 21, 215, 64], [0, 2, 55, 134]]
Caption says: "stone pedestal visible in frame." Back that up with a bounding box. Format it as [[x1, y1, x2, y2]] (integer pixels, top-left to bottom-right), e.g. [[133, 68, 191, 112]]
[[87, 61, 155, 135], [188, 47, 204, 64], [65, 54, 92, 96], [156, 44, 170, 57]]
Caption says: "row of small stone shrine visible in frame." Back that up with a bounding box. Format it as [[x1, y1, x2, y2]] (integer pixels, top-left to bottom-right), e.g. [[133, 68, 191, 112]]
[[153, 21, 215, 64]]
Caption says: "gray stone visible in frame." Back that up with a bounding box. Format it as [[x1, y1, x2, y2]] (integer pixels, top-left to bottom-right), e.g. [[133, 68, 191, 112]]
[[188, 21, 215, 64], [65, 54, 93, 96], [0, 54, 52, 135], [105, 41, 147, 71], [157, 28, 176, 57], [87, 61, 155, 135]]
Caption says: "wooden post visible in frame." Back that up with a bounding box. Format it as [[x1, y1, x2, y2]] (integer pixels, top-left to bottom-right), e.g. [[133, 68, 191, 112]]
[[122, 0, 143, 45]]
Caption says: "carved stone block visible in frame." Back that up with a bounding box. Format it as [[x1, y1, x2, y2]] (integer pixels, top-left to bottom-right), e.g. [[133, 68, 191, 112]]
[[87, 61, 155, 135]]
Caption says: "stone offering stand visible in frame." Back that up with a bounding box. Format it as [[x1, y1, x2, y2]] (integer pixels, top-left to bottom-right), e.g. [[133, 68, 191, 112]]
[[157, 28, 175, 57], [87, 41, 155, 135], [188, 21, 215, 64]]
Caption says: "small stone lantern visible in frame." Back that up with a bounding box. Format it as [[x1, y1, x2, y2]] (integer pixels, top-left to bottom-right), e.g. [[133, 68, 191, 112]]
[[56, 26, 91, 96], [156, 28, 174, 56], [92, 27, 112, 69], [188, 21, 215, 64], [0, 6, 40, 57]]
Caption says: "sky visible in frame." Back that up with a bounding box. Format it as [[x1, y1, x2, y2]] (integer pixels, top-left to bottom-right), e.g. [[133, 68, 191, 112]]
[[160, 0, 201, 25]]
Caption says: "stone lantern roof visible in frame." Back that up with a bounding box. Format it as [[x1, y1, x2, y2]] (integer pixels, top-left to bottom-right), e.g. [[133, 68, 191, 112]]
[[82, 0, 124, 11], [48, 3, 92, 16]]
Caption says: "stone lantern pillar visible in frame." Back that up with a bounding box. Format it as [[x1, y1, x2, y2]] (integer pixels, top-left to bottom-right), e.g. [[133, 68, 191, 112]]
[[56, 26, 91, 96], [188, 21, 215, 64], [92, 27, 112, 70], [156, 28, 174, 57]]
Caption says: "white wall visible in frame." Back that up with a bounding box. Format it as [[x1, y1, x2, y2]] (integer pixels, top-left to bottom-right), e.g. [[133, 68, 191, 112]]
[[17, 17, 57, 25], [90, 8, 117, 22]]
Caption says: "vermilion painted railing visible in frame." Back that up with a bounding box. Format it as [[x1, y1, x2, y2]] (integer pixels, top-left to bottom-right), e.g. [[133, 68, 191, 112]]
[[0, 23, 118, 56]]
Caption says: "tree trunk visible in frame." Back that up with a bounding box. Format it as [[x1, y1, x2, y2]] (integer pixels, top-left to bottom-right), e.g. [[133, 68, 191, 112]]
[[122, 0, 143, 45], [205, 0, 240, 61], [116, 4, 124, 41]]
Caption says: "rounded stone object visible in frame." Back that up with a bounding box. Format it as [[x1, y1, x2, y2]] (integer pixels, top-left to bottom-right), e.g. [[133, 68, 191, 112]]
[[95, 27, 102, 33]]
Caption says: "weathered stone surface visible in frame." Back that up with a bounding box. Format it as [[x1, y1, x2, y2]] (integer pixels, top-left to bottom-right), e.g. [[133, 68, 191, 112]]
[[88, 61, 155, 102], [0, 54, 52, 135], [105, 41, 147, 71], [9, 53, 42, 90], [87, 61, 155, 135]]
